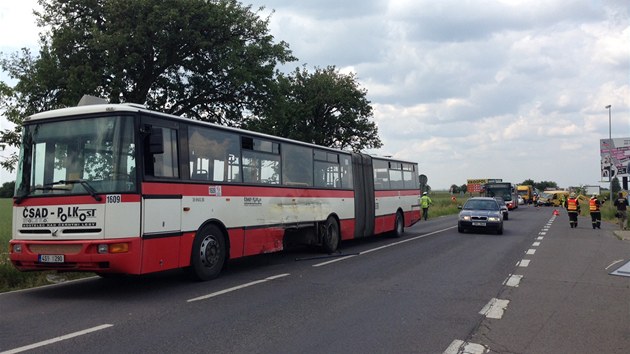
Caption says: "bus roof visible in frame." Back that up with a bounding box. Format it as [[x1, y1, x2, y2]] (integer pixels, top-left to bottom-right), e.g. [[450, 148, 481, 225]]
[[24, 103, 418, 166]]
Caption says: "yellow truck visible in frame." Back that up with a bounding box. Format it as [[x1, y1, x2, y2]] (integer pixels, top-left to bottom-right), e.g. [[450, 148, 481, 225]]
[[538, 190, 570, 207], [517, 185, 534, 204]]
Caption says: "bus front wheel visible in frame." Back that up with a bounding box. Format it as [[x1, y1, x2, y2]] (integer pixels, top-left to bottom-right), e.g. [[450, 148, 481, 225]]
[[189, 224, 226, 281], [322, 217, 340, 254]]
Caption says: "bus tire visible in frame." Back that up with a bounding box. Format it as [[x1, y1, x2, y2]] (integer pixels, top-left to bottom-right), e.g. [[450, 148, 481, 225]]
[[392, 211, 404, 238], [322, 216, 340, 254], [189, 224, 226, 281]]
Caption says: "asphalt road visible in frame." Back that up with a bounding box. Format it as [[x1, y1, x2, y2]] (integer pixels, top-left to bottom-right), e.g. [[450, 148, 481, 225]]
[[1, 205, 629, 353]]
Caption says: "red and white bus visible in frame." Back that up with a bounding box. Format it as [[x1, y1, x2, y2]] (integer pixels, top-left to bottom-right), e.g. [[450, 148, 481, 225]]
[[9, 102, 421, 280]]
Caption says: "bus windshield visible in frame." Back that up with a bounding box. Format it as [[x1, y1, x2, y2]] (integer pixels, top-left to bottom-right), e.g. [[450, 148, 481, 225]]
[[15, 115, 137, 199]]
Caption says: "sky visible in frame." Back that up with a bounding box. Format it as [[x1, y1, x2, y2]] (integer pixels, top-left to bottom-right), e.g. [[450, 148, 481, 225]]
[[0, 0, 628, 190]]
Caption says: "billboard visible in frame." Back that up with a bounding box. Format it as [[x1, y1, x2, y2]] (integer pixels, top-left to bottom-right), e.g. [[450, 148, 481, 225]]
[[467, 178, 502, 193], [600, 138, 630, 180]]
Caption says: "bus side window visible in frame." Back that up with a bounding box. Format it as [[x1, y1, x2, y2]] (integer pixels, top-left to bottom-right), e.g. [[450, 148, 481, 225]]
[[188, 126, 240, 182], [145, 127, 179, 178]]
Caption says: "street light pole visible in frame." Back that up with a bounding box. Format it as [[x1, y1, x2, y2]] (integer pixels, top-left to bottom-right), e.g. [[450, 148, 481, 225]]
[[606, 104, 612, 202]]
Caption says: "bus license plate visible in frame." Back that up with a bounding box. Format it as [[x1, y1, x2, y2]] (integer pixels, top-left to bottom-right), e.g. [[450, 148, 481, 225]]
[[39, 254, 64, 263], [472, 222, 486, 227]]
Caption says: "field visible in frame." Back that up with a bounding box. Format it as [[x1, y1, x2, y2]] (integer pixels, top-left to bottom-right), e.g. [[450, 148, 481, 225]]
[[0, 192, 622, 292]]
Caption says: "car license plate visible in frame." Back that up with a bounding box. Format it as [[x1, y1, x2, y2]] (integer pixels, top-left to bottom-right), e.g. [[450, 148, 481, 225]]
[[38, 254, 64, 263], [472, 222, 486, 226]]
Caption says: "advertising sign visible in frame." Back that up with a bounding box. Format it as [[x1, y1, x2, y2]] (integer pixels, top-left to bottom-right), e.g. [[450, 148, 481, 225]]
[[600, 138, 630, 180], [467, 178, 502, 193]]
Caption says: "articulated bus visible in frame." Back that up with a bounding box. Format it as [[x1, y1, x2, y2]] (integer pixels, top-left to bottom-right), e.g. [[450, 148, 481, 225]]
[[483, 182, 518, 210], [9, 103, 421, 280]]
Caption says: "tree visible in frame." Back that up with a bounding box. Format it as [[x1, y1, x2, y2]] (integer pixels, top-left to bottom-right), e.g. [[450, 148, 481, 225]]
[[612, 177, 621, 195], [245, 66, 382, 152], [534, 181, 559, 191], [520, 179, 535, 186], [0, 0, 296, 171], [0, 181, 15, 198], [459, 184, 468, 194]]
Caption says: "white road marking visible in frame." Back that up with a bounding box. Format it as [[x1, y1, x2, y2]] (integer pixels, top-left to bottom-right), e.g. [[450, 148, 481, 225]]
[[532, 241, 541, 247], [526, 249, 536, 255], [313, 226, 457, 267], [504, 274, 523, 287], [479, 298, 510, 319], [187, 273, 290, 302], [537, 236, 544, 240], [538, 231, 547, 235], [444, 339, 487, 354], [606, 259, 625, 270], [0, 324, 113, 354], [518, 259, 530, 267]]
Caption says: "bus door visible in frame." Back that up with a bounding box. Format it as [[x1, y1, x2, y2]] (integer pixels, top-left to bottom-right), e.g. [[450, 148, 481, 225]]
[[352, 153, 375, 238], [140, 117, 184, 273]]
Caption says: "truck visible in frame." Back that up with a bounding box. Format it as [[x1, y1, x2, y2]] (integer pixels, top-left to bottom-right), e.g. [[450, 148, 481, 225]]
[[517, 185, 534, 204], [538, 190, 569, 207], [484, 182, 518, 210]]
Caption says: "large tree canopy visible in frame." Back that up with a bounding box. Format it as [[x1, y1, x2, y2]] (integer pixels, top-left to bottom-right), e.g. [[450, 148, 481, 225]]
[[246, 66, 382, 152], [0, 0, 295, 170]]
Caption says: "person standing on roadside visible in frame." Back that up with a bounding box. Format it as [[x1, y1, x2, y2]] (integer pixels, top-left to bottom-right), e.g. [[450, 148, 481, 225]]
[[564, 192, 580, 228], [420, 192, 432, 221], [589, 194, 603, 229], [614, 192, 628, 230]]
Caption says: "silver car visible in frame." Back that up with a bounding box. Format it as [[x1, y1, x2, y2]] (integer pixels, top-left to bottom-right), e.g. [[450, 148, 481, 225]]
[[494, 197, 509, 220], [458, 197, 504, 234]]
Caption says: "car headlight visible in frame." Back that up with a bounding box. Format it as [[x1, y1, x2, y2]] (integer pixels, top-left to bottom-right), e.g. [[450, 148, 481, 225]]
[[488, 216, 500, 222], [460, 215, 471, 221]]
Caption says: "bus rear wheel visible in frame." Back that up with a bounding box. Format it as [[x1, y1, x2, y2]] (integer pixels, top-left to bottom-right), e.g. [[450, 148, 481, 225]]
[[189, 224, 226, 281], [392, 211, 404, 238], [321, 217, 340, 254]]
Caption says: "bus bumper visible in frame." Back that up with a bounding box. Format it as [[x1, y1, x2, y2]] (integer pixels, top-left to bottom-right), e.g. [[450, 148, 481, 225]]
[[8, 238, 142, 274]]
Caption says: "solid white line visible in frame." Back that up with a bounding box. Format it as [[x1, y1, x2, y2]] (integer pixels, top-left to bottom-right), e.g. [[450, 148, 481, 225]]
[[312, 226, 457, 267], [187, 273, 290, 302], [443, 339, 487, 354], [526, 249, 536, 255], [479, 298, 510, 319], [532, 241, 541, 247], [518, 259, 530, 267], [312, 254, 358, 267], [605, 259, 625, 270], [0, 324, 113, 354]]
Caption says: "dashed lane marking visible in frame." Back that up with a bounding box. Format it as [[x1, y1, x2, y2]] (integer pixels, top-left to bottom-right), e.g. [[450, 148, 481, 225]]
[[0, 324, 113, 354], [479, 298, 510, 319]]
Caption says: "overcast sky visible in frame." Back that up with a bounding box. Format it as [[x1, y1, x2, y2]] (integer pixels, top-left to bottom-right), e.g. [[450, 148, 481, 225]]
[[1, 0, 628, 190]]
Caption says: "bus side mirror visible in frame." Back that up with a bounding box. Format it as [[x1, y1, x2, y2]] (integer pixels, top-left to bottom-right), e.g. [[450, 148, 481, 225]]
[[149, 127, 164, 154]]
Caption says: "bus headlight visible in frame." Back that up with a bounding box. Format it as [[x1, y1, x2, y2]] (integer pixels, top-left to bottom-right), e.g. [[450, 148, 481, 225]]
[[97, 244, 108, 254], [13, 244, 22, 253]]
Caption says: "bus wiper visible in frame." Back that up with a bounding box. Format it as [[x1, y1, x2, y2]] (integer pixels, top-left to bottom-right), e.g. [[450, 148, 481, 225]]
[[14, 180, 102, 204], [14, 186, 58, 204], [56, 179, 103, 202]]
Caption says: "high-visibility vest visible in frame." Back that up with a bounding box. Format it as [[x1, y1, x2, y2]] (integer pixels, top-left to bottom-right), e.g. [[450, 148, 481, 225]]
[[567, 198, 578, 211], [589, 198, 599, 211]]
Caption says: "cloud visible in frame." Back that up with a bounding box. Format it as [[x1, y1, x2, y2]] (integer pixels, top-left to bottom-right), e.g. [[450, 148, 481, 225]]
[[1, 0, 628, 189]]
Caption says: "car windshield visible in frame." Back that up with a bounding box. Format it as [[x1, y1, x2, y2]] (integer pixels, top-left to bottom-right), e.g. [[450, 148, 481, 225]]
[[464, 200, 499, 211]]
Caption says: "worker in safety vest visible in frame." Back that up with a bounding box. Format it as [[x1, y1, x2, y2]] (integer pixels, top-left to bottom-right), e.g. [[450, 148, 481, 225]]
[[564, 192, 580, 228], [420, 192, 432, 221], [589, 194, 603, 229]]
